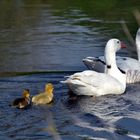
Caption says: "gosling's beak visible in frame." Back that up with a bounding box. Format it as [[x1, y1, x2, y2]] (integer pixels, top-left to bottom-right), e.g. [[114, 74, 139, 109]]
[[121, 42, 127, 48]]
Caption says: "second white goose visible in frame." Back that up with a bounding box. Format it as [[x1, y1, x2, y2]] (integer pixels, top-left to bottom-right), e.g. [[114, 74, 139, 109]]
[[61, 39, 126, 96], [83, 28, 140, 84]]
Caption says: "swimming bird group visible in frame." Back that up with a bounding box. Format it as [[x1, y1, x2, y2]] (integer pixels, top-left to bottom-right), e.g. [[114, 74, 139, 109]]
[[11, 28, 140, 107], [11, 83, 54, 109], [61, 28, 140, 96]]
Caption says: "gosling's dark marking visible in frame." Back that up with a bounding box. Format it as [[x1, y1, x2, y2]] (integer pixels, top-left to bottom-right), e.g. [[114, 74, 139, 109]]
[[24, 89, 30, 92], [107, 65, 111, 69], [118, 67, 126, 74], [12, 98, 25, 106]]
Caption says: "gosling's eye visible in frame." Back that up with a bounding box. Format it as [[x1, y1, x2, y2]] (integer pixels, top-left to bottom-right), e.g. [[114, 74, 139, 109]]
[[117, 41, 120, 44]]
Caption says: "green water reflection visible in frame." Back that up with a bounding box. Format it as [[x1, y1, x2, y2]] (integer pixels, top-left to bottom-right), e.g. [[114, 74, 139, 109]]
[[0, 0, 139, 72]]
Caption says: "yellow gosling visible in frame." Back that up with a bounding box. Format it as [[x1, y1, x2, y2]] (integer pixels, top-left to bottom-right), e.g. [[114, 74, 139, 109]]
[[12, 89, 31, 109], [32, 83, 54, 105]]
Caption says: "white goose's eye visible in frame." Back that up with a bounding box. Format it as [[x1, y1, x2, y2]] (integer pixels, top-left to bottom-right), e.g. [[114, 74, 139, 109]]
[[117, 41, 120, 44]]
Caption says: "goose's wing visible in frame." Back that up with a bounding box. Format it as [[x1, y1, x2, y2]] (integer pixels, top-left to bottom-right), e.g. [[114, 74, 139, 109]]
[[70, 71, 103, 87], [83, 56, 105, 72], [61, 70, 124, 96], [63, 70, 121, 89], [116, 56, 140, 71], [126, 70, 140, 83]]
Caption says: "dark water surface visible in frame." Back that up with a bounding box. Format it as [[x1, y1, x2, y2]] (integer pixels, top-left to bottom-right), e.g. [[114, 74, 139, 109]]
[[0, 0, 140, 140], [0, 0, 139, 72], [0, 73, 140, 140]]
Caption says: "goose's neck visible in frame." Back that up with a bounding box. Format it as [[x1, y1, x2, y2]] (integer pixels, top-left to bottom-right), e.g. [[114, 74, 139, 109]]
[[136, 45, 140, 61], [105, 48, 117, 71], [105, 48, 126, 90], [136, 29, 140, 61]]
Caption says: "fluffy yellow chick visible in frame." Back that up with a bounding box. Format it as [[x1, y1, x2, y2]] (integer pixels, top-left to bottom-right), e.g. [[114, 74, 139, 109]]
[[32, 83, 54, 105], [12, 89, 31, 109]]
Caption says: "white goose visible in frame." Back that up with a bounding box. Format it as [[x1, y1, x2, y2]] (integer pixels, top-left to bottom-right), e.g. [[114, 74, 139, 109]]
[[61, 39, 126, 96], [83, 28, 140, 84]]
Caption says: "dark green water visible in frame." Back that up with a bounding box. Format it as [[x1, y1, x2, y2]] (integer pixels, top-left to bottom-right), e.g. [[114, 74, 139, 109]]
[[0, 1, 140, 140], [0, 0, 139, 72]]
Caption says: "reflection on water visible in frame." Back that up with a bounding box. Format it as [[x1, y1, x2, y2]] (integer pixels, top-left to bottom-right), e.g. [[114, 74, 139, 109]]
[[0, 73, 140, 140], [0, 0, 139, 72]]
